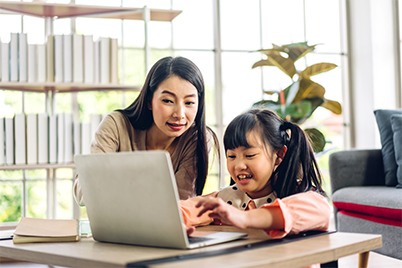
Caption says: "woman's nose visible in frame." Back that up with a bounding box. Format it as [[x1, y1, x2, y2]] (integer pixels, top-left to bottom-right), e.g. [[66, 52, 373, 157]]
[[173, 104, 185, 119]]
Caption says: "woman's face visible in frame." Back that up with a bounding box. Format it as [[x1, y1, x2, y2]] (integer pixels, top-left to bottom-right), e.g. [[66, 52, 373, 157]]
[[226, 132, 281, 199], [150, 75, 199, 139]]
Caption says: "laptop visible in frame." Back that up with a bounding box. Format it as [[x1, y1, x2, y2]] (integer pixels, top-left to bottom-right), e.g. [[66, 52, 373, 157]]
[[74, 151, 248, 249]]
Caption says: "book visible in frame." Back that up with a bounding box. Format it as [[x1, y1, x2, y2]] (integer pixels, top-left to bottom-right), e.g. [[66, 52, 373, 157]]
[[26, 113, 38, 165], [4, 117, 14, 165], [13, 217, 79, 244], [64, 113, 73, 163], [37, 44, 46, 82], [57, 113, 65, 163], [73, 122, 81, 157], [10, 33, 18, 82], [28, 44, 37, 83], [72, 33, 83, 83], [46, 35, 54, 82], [81, 122, 91, 154], [0, 117, 4, 165], [110, 38, 118, 84], [99, 37, 110, 84], [48, 114, 57, 164], [63, 34, 72, 83], [94, 38, 100, 84], [83, 35, 94, 84], [14, 113, 26, 165], [54, 34, 63, 83], [37, 113, 48, 164], [1, 42, 9, 82], [19, 33, 28, 82]]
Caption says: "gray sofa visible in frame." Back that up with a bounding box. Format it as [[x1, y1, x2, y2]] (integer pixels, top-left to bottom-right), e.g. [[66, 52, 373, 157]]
[[329, 149, 402, 260]]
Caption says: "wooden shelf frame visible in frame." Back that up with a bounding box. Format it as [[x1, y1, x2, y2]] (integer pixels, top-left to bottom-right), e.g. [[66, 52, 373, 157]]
[[0, 1, 181, 21], [0, 163, 75, 171], [0, 82, 141, 93]]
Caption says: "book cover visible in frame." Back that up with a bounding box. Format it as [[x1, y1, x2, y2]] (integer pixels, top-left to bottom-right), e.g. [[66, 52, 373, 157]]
[[46, 35, 54, 82], [10, 33, 18, 82], [4, 117, 14, 165], [64, 113, 73, 163], [37, 43, 46, 82], [63, 34, 72, 83], [81, 122, 91, 155], [37, 113, 48, 164], [19, 33, 28, 82], [1, 42, 9, 82], [94, 38, 100, 84], [48, 114, 57, 164], [73, 122, 81, 157], [83, 35, 94, 84], [57, 113, 65, 163], [72, 33, 83, 83], [14, 113, 26, 165], [13, 217, 79, 244], [28, 44, 37, 83], [110, 38, 118, 84], [99, 37, 110, 84], [0, 117, 4, 165], [54, 34, 63, 83], [26, 113, 38, 165]]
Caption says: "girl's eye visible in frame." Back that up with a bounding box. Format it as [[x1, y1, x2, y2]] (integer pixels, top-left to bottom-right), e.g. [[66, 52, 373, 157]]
[[246, 154, 256, 158], [227, 155, 235, 159]]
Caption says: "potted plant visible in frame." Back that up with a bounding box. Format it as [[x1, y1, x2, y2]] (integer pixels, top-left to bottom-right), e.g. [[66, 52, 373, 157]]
[[252, 42, 342, 152]]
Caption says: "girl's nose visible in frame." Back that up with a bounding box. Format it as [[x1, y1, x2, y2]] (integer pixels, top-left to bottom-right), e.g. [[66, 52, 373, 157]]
[[234, 159, 247, 170]]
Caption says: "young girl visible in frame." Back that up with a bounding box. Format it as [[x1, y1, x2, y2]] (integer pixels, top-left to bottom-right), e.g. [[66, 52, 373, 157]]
[[181, 108, 330, 242]]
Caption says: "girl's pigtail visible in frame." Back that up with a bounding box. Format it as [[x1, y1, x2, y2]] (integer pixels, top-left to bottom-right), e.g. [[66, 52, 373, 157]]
[[273, 121, 325, 198]]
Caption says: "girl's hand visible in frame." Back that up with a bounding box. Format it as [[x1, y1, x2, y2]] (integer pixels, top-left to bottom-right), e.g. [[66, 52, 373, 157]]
[[195, 197, 249, 229]]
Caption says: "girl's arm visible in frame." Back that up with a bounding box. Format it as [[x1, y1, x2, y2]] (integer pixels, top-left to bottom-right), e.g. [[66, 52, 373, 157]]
[[196, 191, 330, 238], [180, 192, 218, 228]]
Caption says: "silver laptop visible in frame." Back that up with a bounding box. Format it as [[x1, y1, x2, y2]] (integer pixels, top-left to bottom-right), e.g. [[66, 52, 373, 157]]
[[74, 151, 247, 249]]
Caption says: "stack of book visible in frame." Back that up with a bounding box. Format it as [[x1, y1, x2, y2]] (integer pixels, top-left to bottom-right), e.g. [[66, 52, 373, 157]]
[[0, 113, 104, 166], [0, 33, 118, 84]]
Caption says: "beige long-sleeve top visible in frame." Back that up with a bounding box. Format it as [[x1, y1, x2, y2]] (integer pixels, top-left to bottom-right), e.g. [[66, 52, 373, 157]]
[[73, 111, 205, 206]]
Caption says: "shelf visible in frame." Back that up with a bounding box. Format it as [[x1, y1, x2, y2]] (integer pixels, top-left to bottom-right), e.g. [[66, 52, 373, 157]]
[[0, 163, 75, 171], [0, 1, 181, 21], [0, 82, 141, 93]]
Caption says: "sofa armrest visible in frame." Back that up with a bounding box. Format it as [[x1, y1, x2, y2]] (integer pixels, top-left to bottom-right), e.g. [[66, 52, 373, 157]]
[[329, 149, 385, 194]]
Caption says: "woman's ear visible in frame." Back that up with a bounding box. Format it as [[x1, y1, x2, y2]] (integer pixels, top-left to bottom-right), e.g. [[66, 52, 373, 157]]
[[274, 145, 287, 167]]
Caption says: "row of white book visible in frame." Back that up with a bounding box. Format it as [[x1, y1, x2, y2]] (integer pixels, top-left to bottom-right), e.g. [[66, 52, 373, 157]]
[[0, 33, 118, 84], [0, 113, 105, 166]]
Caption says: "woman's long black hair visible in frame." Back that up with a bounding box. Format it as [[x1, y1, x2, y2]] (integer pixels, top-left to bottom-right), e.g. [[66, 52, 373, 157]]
[[223, 109, 325, 198], [118, 56, 210, 195]]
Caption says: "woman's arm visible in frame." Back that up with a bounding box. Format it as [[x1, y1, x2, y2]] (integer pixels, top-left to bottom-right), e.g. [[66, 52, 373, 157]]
[[180, 192, 218, 227]]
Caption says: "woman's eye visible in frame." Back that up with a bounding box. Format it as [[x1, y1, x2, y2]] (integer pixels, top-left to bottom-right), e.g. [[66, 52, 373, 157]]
[[162, 99, 173, 104], [186, 101, 195, 105]]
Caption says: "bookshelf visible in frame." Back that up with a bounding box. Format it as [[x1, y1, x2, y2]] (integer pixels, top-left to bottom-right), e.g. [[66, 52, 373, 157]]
[[0, 2, 181, 220]]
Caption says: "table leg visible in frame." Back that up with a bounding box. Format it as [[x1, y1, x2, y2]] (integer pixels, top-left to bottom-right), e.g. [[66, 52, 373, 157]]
[[358, 251, 370, 268]]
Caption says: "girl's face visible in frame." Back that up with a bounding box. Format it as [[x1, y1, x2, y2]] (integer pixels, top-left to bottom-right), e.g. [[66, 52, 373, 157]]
[[150, 75, 198, 139], [226, 131, 284, 199]]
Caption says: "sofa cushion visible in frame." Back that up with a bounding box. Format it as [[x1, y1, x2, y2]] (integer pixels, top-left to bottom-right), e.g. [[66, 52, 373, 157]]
[[374, 109, 402, 186], [391, 115, 402, 188], [332, 186, 402, 223]]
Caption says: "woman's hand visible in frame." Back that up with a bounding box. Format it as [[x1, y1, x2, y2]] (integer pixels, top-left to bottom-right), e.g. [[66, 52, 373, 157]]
[[195, 196, 249, 229]]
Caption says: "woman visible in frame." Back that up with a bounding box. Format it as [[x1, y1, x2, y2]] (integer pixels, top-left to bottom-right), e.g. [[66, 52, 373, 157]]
[[73, 56, 217, 205]]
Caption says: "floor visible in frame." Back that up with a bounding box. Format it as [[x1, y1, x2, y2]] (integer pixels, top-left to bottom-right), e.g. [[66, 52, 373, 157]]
[[1, 216, 402, 267]]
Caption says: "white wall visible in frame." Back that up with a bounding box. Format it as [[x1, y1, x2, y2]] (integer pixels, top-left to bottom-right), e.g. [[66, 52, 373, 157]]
[[347, 0, 401, 148]]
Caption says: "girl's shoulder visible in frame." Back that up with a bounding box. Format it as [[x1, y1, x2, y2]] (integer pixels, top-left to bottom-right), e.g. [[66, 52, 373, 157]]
[[217, 185, 250, 210]]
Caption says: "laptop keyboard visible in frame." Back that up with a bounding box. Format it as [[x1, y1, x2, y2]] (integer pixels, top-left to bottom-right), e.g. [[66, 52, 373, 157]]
[[188, 236, 214, 244]]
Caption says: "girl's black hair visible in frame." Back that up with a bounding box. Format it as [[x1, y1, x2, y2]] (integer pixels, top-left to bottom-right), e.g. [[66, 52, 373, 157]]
[[118, 56, 211, 195], [223, 108, 325, 198]]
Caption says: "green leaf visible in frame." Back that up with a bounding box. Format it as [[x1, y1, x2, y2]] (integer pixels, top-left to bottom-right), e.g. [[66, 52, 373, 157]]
[[300, 63, 337, 79], [285, 81, 300, 105], [304, 128, 326, 153], [293, 79, 325, 103], [267, 53, 296, 78], [291, 98, 324, 124], [252, 59, 275, 69], [282, 42, 317, 62], [321, 99, 342, 115]]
